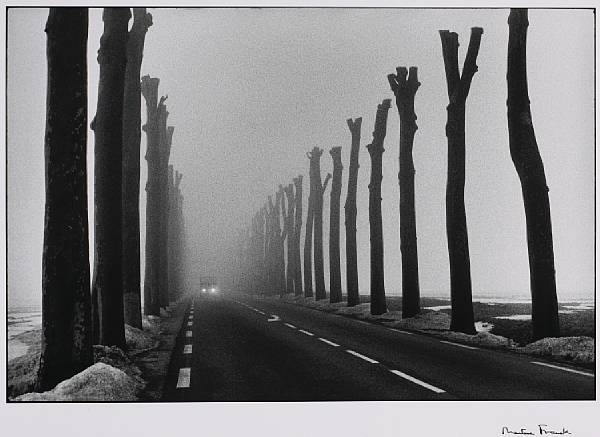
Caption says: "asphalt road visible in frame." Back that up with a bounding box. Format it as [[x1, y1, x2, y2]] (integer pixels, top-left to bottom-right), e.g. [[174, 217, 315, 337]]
[[163, 292, 595, 401]]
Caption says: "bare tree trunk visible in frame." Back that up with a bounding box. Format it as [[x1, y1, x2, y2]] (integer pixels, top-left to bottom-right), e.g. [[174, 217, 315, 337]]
[[276, 186, 287, 296], [122, 8, 152, 329], [507, 9, 559, 340], [439, 27, 483, 334], [37, 7, 92, 391], [388, 66, 421, 318], [293, 176, 304, 296], [303, 163, 315, 297], [141, 75, 161, 316], [309, 147, 332, 300], [284, 183, 296, 295], [167, 165, 175, 301], [267, 196, 276, 295], [367, 99, 391, 315], [91, 8, 130, 348], [345, 117, 362, 306], [329, 147, 343, 303]]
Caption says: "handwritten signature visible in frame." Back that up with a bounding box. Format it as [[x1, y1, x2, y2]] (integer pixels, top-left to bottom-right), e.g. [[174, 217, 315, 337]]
[[501, 425, 571, 435]]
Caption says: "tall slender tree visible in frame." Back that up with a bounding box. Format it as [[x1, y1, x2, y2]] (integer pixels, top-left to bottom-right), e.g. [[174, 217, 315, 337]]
[[507, 9, 559, 340], [439, 27, 483, 334], [91, 8, 131, 348], [329, 147, 343, 303], [293, 176, 304, 296], [303, 159, 315, 298], [37, 7, 92, 391], [284, 183, 296, 295], [388, 66, 421, 319], [345, 117, 362, 306], [122, 8, 152, 329], [367, 99, 391, 315], [276, 185, 287, 296], [141, 76, 161, 316]]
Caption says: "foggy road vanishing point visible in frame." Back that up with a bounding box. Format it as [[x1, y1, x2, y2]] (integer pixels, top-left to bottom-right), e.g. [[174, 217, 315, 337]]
[[163, 293, 594, 401]]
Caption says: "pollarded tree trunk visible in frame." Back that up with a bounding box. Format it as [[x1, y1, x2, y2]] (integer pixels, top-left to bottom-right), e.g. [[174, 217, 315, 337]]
[[284, 183, 296, 295], [259, 206, 268, 293], [293, 176, 303, 296], [439, 27, 483, 334], [507, 9, 559, 340], [91, 8, 131, 348], [276, 186, 287, 296], [329, 147, 343, 303], [367, 99, 391, 315], [345, 117, 362, 306], [122, 8, 152, 329], [309, 147, 332, 300], [303, 161, 315, 298], [267, 196, 276, 295], [141, 75, 161, 316], [157, 101, 173, 308], [37, 7, 93, 392], [167, 165, 176, 301], [388, 66, 421, 319]]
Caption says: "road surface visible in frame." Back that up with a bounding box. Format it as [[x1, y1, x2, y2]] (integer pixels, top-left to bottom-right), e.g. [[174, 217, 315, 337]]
[[163, 292, 595, 401]]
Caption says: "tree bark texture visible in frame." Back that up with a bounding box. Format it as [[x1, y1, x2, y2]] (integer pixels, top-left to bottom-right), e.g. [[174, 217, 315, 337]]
[[329, 147, 343, 303], [388, 66, 421, 319], [367, 99, 391, 315], [37, 7, 93, 391], [284, 183, 296, 295], [309, 147, 332, 300], [303, 161, 315, 297], [141, 75, 161, 316], [293, 176, 304, 296], [507, 9, 559, 340], [345, 117, 362, 306], [439, 27, 483, 334], [91, 7, 130, 348], [122, 8, 152, 329]]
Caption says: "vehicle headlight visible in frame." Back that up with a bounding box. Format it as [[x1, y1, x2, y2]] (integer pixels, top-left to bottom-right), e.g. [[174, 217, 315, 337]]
[[210, 288, 216, 293], [201, 288, 206, 292]]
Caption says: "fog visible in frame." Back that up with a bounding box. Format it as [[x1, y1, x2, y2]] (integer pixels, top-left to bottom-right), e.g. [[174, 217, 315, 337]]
[[7, 8, 594, 308]]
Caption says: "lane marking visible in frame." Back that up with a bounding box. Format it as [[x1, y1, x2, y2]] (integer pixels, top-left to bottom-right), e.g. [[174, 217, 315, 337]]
[[345, 349, 379, 364], [439, 340, 478, 350], [183, 344, 192, 354], [187, 321, 193, 326], [284, 323, 297, 329], [389, 369, 446, 394], [318, 338, 340, 347], [185, 330, 192, 338], [532, 361, 594, 377], [254, 309, 266, 315], [176, 368, 191, 388], [267, 314, 281, 322], [298, 329, 314, 336], [386, 328, 415, 335]]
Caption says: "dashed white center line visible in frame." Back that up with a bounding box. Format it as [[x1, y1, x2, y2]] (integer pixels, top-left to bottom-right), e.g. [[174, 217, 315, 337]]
[[187, 321, 193, 326], [254, 309, 266, 315], [183, 344, 192, 354], [176, 367, 191, 388], [284, 323, 297, 329], [439, 340, 478, 350], [185, 330, 192, 338], [298, 329, 314, 336], [345, 349, 379, 364], [386, 328, 414, 335], [318, 338, 340, 347], [532, 361, 595, 377], [389, 369, 446, 393]]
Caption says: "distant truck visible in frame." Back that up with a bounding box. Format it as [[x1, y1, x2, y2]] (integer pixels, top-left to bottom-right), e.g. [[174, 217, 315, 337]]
[[199, 275, 219, 294]]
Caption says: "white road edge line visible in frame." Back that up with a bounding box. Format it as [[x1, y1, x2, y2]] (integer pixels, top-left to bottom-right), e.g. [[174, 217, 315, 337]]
[[389, 369, 446, 394], [439, 340, 478, 350], [298, 329, 314, 336], [532, 361, 595, 377], [345, 349, 379, 364], [185, 330, 192, 338], [318, 338, 340, 347], [284, 323, 297, 329], [183, 344, 192, 354], [176, 367, 191, 388]]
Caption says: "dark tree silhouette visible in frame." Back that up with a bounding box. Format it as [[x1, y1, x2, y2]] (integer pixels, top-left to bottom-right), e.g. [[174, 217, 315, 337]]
[[507, 9, 559, 340], [267, 196, 276, 295], [167, 165, 176, 301], [439, 27, 483, 334], [303, 160, 315, 298], [91, 8, 131, 347], [276, 185, 287, 296], [309, 147, 332, 300], [293, 176, 304, 296], [329, 147, 343, 303], [367, 99, 391, 315], [37, 7, 92, 392], [122, 8, 152, 329], [284, 183, 296, 295], [388, 66, 421, 319], [141, 75, 161, 316], [345, 117, 362, 306]]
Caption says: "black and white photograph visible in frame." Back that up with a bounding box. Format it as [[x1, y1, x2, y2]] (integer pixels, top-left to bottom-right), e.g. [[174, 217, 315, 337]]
[[2, 2, 598, 436]]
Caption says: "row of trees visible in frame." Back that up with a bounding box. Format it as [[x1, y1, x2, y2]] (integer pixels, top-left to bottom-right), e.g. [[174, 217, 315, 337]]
[[37, 8, 186, 391], [233, 9, 559, 341]]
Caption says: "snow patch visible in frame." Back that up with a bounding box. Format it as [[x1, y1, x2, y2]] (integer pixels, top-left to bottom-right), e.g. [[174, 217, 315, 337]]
[[432, 330, 517, 349], [495, 314, 531, 321], [517, 336, 595, 364], [385, 311, 451, 331], [423, 305, 451, 311], [125, 324, 159, 351], [475, 321, 494, 333]]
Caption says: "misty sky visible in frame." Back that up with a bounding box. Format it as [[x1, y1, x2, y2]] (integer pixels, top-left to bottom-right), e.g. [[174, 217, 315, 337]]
[[7, 8, 594, 308]]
